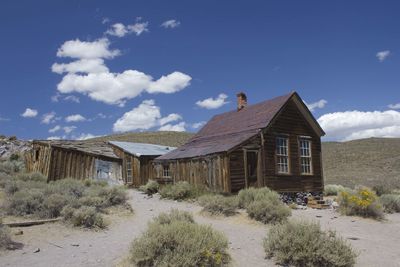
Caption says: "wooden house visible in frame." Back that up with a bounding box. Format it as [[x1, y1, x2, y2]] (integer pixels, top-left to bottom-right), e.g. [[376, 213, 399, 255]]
[[109, 141, 175, 186], [155, 91, 325, 193], [26, 140, 123, 184]]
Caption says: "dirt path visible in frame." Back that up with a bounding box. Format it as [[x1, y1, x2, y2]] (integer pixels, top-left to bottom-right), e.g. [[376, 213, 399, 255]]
[[1, 190, 400, 267]]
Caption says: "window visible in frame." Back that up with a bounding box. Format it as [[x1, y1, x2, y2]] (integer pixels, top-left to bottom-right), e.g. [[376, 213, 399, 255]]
[[276, 137, 289, 174], [299, 139, 312, 174], [162, 165, 171, 178], [126, 160, 133, 183]]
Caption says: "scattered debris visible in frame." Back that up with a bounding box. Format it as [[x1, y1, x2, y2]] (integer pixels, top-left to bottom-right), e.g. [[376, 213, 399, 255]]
[[347, 237, 360, 240], [14, 230, 23, 236], [4, 218, 61, 228], [71, 244, 80, 247], [33, 248, 40, 253], [316, 215, 323, 218], [48, 242, 63, 249]]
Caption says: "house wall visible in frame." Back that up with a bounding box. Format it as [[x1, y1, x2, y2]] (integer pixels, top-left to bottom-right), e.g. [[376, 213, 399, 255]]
[[157, 154, 230, 192], [263, 98, 323, 192], [26, 143, 53, 177]]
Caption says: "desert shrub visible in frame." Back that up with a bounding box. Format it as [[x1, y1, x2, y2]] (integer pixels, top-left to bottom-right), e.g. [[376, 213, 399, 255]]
[[159, 181, 206, 200], [373, 183, 392, 196], [198, 194, 238, 216], [139, 180, 160, 195], [324, 184, 347, 196], [15, 172, 47, 183], [338, 186, 384, 219], [264, 220, 357, 267], [65, 206, 107, 229], [0, 224, 12, 250], [6, 189, 45, 216], [48, 178, 86, 198], [40, 193, 70, 218], [129, 210, 230, 266], [237, 187, 275, 208], [0, 172, 11, 188], [153, 209, 195, 225], [78, 196, 105, 211], [96, 186, 128, 207], [83, 179, 108, 187], [0, 161, 21, 175], [380, 194, 400, 213], [247, 199, 291, 224], [4, 180, 19, 195]]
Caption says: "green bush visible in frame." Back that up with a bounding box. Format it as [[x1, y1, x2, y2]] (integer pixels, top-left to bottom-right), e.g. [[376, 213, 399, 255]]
[[324, 184, 347, 196], [153, 209, 195, 225], [40, 193, 70, 218], [15, 172, 47, 182], [0, 172, 11, 188], [48, 178, 86, 198], [65, 206, 107, 229], [247, 199, 291, 224], [338, 186, 384, 219], [264, 220, 357, 267], [159, 181, 206, 200], [380, 194, 400, 213], [129, 210, 230, 266], [237, 187, 275, 208], [96, 186, 128, 207], [0, 160, 24, 174], [372, 183, 392, 196], [0, 224, 12, 250], [198, 194, 238, 216], [139, 180, 160, 195]]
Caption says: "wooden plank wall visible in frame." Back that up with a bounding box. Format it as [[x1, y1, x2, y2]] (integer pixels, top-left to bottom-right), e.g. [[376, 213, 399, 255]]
[[263, 99, 323, 192], [228, 150, 245, 192], [162, 154, 230, 193], [26, 143, 53, 177]]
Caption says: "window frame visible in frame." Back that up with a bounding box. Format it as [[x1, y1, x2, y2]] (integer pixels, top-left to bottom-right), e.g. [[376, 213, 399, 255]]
[[298, 137, 313, 175], [126, 158, 133, 183], [162, 165, 171, 178], [275, 136, 291, 175]]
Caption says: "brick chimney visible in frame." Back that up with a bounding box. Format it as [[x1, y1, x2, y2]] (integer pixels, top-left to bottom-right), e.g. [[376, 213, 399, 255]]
[[236, 92, 247, 111]]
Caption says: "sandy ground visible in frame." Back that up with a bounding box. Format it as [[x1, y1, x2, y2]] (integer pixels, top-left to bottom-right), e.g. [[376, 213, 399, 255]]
[[1, 189, 400, 267]]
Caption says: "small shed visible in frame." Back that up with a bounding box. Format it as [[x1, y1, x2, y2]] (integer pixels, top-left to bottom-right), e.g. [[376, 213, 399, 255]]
[[109, 141, 175, 186], [26, 140, 123, 184], [156, 91, 325, 193]]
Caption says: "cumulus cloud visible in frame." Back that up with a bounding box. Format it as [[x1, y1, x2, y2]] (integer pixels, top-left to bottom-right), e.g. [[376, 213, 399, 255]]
[[53, 37, 191, 106], [21, 108, 38, 118], [388, 103, 400, 109], [106, 18, 149, 37], [64, 95, 80, 103], [41, 112, 57, 124], [191, 121, 206, 129], [75, 133, 101, 140], [158, 122, 186, 131], [161, 19, 181, 29], [113, 99, 184, 132], [127, 20, 149, 36], [102, 17, 110, 24], [376, 50, 391, 62], [317, 110, 400, 141], [49, 125, 61, 133], [305, 99, 327, 112], [196, 93, 228, 109], [56, 38, 120, 59], [65, 114, 86, 122]]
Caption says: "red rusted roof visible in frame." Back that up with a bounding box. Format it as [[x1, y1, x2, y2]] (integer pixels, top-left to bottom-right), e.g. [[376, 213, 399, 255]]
[[157, 92, 298, 160]]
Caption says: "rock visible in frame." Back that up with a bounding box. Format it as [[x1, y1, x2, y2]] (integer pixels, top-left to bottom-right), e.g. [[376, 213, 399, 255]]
[[14, 230, 23, 236], [33, 248, 40, 253]]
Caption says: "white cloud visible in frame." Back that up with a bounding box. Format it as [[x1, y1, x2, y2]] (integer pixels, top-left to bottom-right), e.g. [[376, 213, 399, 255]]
[[388, 103, 400, 109], [102, 17, 110, 24], [159, 113, 182, 126], [105, 19, 149, 37], [161, 19, 181, 29], [49, 125, 61, 133], [113, 100, 161, 132], [376, 50, 391, 62], [192, 121, 206, 129], [127, 20, 149, 36], [41, 112, 57, 124], [56, 38, 120, 59], [75, 133, 100, 140], [57, 70, 191, 106], [196, 93, 228, 109], [158, 122, 186, 132], [21, 108, 38, 118], [0, 115, 9, 122], [113, 99, 184, 132], [63, 126, 77, 134], [65, 114, 86, 122], [64, 95, 80, 103], [47, 136, 62, 140], [52, 58, 109, 74], [305, 99, 327, 112], [318, 110, 400, 141]]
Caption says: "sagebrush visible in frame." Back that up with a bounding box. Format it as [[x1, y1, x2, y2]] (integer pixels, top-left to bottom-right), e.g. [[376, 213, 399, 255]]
[[138, 180, 160, 195], [198, 194, 238, 216], [0, 223, 12, 250], [324, 184, 348, 196], [380, 194, 400, 213], [264, 220, 357, 267], [129, 210, 230, 266], [159, 181, 206, 200]]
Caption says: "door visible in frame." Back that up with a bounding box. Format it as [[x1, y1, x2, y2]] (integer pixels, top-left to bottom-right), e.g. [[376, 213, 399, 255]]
[[245, 151, 258, 188]]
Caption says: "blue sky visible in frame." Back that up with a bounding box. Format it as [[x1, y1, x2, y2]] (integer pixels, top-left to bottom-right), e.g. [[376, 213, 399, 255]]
[[0, 0, 399, 141]]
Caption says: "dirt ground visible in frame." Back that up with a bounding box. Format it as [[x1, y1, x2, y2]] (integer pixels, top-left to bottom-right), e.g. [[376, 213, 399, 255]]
[[1, 190, 400, 267]]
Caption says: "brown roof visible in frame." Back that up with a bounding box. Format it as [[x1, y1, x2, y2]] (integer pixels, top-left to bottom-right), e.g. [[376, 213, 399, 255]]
[[33, 140, 120, 160], [157, 91, 324, 160]]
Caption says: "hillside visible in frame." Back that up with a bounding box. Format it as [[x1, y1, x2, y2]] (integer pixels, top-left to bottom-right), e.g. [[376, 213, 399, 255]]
[[90, 131, 195, 147], [322, 138, 400, 188]]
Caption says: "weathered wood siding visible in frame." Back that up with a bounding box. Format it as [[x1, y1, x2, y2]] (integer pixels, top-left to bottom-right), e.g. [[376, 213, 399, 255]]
[[263, 98, 323, 192], [26, 143, 53, 177], [159, 154, 230, 192]]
